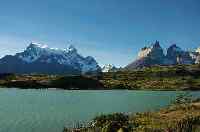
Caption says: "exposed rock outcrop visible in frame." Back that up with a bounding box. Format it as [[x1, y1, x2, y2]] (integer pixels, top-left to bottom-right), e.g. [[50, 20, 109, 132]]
[[126, 41, 165, 69], [125, 41, 199, 70]]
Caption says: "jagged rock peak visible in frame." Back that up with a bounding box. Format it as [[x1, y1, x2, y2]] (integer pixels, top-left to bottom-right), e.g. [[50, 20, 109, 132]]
[[167, 44, 182, 52], [0, 42, 101, 74], [126, 41, 198, 70], [27, 42, 48, 49], [166, 44, 183, 59], [152, 40, 161, 48], [138, 41, 164, 59], [26, 42, 78, 54], [67, 45, 77, 53]]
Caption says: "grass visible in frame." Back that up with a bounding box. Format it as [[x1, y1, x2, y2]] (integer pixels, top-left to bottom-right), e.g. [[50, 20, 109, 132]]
[[1, 64, 200, 90], [0, 74, 104, 89], [101, 64, 200, 90], [63, 95, 200, 132]]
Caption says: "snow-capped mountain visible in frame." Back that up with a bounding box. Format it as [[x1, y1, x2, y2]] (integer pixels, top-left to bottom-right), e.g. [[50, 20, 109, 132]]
[[102, 64, 118, 72], [125, 41, 200, 70], [0, 43, 101, 74]]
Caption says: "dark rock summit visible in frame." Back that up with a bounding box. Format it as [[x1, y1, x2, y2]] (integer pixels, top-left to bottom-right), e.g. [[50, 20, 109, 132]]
[[166, 44, 193, 65]]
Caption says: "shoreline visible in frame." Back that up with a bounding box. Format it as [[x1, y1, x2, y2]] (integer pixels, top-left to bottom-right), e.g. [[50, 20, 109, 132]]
[[63, 97, 200, 132], [1, 64, 200, 91], [1, 86, 200, 91]]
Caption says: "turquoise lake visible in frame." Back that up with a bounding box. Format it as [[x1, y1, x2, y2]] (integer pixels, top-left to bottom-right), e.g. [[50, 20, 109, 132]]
[[0, 89, 199, 132]]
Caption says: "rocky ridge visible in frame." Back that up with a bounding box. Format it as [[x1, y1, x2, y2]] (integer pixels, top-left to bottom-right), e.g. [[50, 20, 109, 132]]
[[126, 41, 200, 69]]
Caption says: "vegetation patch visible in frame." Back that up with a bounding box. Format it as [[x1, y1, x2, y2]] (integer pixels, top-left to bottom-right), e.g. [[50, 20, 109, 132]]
[[1, 64, 200, 90], [63, 94, 200, 132], [101, 64, 200, 90]]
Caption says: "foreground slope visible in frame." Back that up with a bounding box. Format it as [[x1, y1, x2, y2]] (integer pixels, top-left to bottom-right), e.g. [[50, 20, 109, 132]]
[[64, 97, 200, 132]]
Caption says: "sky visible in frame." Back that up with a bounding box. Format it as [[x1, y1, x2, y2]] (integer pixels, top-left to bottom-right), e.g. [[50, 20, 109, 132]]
[[0, 0, 200, 67]]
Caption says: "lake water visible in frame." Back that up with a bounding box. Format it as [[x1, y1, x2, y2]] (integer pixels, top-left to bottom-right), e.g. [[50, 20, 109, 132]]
[[0, 89, 199, 132]]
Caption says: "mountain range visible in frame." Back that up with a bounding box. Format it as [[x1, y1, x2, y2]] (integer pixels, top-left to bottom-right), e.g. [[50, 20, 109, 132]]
[[1, 41, 200, 74], [0, 43, 101, 74], [125, 41, 200, 69]]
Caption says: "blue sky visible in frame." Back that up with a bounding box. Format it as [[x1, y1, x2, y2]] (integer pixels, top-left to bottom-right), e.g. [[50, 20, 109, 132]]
[[0, 0, 200, 67]]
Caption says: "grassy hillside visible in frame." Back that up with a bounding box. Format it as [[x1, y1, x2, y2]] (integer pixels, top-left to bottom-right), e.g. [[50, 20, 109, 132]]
[[101, 64, 200, 90], [0, 74, 103, 89], [63, 95, 200, 132], [1, 64, 200, 90]]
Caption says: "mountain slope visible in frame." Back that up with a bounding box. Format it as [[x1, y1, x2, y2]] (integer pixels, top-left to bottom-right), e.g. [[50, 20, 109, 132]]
[[126, 41, 166, 69], [0, 43, 101, 74], [125, 41, 198, 70], [166, 44, 194, 65]]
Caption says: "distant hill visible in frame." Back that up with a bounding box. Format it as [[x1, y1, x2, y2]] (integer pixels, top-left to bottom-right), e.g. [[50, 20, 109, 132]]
[[0, 43, 101, 75]]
